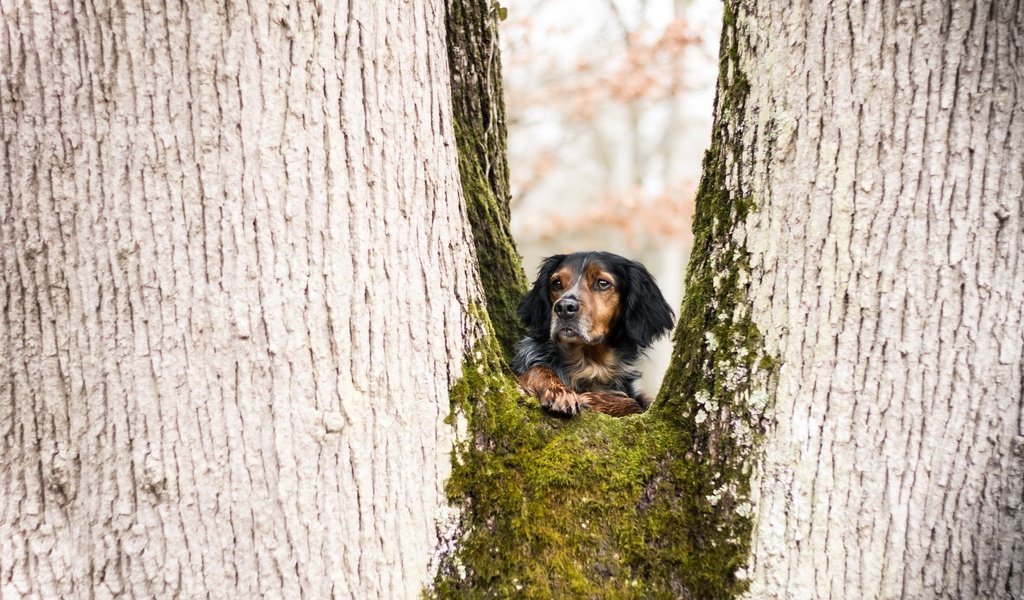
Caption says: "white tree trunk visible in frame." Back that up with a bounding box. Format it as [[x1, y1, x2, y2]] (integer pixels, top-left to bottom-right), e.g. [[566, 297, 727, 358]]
[[0, 1, 479, 598], [734, 0, 1024, 597]]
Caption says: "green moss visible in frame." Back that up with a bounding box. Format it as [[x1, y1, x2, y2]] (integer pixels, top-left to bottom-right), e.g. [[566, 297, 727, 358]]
[[654, 0, 777, 593], [433, 328, 710, 599], [454, 118, 528, 359], [445, 0, 528, 359], [434, 1, 775, 597], [432, 310, 767, 598]]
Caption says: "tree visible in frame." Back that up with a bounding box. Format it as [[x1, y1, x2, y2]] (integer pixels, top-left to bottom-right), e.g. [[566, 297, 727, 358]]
[[722, 1, 1024, 597], [3, 1, 1021, 599], [1, 1, 491, 597], [439, 0, 1024, 598]]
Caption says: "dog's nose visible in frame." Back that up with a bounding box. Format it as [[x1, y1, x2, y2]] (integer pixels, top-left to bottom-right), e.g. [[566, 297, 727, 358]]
[[554, 296, 579, 318]]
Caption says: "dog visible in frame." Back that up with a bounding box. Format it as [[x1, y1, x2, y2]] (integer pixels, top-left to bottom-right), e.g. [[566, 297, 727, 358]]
[[511, 251, 674, 417]]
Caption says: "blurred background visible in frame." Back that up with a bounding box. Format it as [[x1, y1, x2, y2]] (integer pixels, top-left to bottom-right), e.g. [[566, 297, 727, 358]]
[[502, 0, 723, 391]]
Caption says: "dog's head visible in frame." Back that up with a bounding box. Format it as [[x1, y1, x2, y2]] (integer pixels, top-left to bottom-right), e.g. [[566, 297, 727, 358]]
[[518, 251, 674, 353]]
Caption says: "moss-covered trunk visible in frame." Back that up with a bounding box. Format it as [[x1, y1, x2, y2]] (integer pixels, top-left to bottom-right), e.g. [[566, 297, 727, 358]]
[[445, 0, 527, 360], [436, 1, 772, 597]]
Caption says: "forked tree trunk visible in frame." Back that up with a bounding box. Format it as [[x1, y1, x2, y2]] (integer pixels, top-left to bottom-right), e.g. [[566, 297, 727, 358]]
[[719, 1, 1024, 597], [4, 0, 1022, 598], [429, 0, 1024, 596], [0, 1, 482, 597]]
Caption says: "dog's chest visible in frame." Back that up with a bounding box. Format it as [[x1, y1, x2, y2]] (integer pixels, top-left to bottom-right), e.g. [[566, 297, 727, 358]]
[[563, 348, 625, 390]]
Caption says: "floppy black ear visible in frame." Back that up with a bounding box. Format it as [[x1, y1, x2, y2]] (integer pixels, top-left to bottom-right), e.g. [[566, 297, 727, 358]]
[[621, 260, 675, 350], [518, 254, 565, 339]]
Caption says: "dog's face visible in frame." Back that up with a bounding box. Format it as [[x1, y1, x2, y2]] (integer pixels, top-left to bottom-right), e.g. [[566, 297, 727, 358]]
[[546, 254, 622, 344], [519, 251, 674, 352]]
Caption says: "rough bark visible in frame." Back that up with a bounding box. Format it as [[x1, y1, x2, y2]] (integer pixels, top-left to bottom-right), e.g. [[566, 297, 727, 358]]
[[6, 0, 1020, 597], [669, 0, 1024, 598], [436, 4, 748, 596], [446, 0, 527, 361], [741, 1, 1024, 596], [442, 0, 1024, 596], [0, 1, 480, 598]]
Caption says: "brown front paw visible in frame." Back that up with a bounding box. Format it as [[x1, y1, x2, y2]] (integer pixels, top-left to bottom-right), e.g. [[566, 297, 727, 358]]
[[579, 391, 644, 417], [540, 387, 581, 415]]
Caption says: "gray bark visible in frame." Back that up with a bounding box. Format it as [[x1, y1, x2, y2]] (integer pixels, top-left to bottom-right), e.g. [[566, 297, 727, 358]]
[[0, 1, 479, 598], [731, 0, 1024, 597]]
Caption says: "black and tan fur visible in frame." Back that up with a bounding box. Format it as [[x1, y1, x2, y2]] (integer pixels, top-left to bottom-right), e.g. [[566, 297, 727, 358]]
[[512, 251, 674, 416]]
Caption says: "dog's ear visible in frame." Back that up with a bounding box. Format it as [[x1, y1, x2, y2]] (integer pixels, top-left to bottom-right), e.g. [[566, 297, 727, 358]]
[[519, 254, 565, 339], [621, 260, 675, 350]]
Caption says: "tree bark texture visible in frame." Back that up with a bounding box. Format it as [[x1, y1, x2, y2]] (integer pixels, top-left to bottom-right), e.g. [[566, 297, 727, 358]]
[[713, 1, 1024, 597], [445, 0, 527, 361], [0, 1, 481, 598]]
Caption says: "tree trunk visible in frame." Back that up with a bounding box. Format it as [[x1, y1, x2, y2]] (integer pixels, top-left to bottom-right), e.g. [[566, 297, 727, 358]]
[[445, 0, 527, 361], [704, 0, 1024, 597], [5, 0, 1021, 598], [0, 1, 482, 597], [441, 0, 1024, 597]]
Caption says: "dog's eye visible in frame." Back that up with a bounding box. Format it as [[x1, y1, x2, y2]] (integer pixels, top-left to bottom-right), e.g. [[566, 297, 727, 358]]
[[595, 279, 612, 290], [550, 279, 563, 291]]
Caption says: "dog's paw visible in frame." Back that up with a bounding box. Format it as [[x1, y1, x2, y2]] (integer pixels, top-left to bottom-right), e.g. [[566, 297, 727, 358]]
[[540, 387, 581, 415], [579, 391, 644, 416]]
